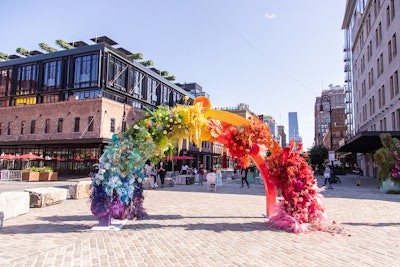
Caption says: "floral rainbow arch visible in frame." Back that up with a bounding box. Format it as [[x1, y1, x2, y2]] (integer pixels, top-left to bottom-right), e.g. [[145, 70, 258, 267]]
[[90, 96, 327, 233]]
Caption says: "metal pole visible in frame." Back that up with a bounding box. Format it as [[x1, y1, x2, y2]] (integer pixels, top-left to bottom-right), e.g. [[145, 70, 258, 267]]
[[329, 100, 333, 151], [122, 103, 126, 132], [328, 97, 334, 187]]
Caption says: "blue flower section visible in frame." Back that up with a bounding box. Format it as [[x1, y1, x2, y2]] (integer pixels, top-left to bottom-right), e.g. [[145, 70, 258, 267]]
[[90, 130, 154, 220]]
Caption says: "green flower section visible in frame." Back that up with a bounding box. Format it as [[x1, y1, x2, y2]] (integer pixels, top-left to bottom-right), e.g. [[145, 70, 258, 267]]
[[126, 106, 185, 161]]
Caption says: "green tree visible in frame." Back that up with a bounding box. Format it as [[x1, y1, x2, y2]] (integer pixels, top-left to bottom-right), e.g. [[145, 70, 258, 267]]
[[307, 145, 328, 174]]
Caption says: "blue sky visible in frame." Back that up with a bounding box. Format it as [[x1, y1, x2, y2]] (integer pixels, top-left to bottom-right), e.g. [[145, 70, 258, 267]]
[[2, 0, 346, 150]]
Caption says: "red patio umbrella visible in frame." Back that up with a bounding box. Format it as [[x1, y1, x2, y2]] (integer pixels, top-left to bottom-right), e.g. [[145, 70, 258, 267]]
[[164, 155, 194, 160], [16, 153, 44, 160], [52, 157, 66, 161], [0, 154, 17, 160]]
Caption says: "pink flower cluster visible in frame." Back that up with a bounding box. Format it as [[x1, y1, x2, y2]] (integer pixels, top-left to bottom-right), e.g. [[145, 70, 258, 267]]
[[267, 143, 326, 233], [390, 143, 400, 180]]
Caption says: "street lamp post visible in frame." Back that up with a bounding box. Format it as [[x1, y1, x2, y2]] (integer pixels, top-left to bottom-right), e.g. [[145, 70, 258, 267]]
[[122, 103, 127, 132], [319, 95, 333, 164]]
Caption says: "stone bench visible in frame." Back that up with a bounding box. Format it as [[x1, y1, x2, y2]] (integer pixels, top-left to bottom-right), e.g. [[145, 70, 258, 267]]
[[25, 187, 68, 208], [143, 177, 174, 189], [0, 191, 30, 220], [68, 181, 92, 199]]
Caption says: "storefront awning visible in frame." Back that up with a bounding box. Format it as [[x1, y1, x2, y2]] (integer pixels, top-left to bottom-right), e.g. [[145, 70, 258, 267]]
[[336, 131, 400, 153]]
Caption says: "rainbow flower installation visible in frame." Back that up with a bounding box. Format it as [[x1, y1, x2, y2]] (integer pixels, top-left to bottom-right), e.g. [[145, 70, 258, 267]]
[[90, 97, 327, 233]]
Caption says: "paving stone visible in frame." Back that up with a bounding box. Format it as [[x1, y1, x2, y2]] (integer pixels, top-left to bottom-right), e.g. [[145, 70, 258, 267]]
[[0, 174, 399, 266]]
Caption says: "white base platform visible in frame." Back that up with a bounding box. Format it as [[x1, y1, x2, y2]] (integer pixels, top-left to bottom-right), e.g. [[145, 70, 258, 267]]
[[91, 219, 127, 231]]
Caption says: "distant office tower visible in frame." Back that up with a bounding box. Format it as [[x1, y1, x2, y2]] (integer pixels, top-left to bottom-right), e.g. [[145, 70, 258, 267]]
[[288, 112, 302, 148]]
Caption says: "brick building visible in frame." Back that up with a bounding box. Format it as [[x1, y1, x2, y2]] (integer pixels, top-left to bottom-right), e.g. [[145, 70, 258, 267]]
[[0, 36, 198, 175]]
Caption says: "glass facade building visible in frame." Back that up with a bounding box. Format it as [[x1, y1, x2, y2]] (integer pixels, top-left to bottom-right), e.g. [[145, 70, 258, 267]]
[[0, 38, 196, 175]]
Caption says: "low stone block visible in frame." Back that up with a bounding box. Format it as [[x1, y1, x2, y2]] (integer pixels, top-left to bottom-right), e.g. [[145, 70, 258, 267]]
[[25, 187, 68, 208], [0, 191, 30, 220], [143, 177, 153, 190], [142, 177, 173, 189], [68, 181, 92, 199], [164, 177, 174, 187]]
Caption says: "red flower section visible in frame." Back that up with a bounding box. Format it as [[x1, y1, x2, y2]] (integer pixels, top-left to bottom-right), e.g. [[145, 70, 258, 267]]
[[266, 142, 326, 233], [209, 113, 328, 233], [209, 116, 275, 168]]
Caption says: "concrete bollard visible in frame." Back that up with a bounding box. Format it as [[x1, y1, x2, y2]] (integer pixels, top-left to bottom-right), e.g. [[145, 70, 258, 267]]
[[0, 211, 4, 229]]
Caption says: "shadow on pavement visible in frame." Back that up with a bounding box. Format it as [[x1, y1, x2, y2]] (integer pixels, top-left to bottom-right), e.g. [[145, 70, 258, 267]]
[[341, 222, 400, 227], [124, 221, 281, 233], [1, 222, 92, 234]]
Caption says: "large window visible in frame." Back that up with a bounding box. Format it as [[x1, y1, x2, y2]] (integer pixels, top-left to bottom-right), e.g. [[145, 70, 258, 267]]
[[110, 118, 115, 133], [45, 119, 50, 133], [30, 120, 35, 134], [74, 117, 80, 132], [17, 64, 37, 95], [147, 77, 158, 104], [88, 116, 94, 132], [43, 60, 62, 91], [108, 56, 127, 91], [0, 68, 11, 97], [20, 120, 25, 135], [129, 69, 144, 98], [73, 54, 99, 88], [58, 118, 63, 133], [73, 89, 102, 100]]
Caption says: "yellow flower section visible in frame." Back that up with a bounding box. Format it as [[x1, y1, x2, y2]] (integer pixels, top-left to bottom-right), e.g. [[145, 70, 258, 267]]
[[172, 102, 210, 152]]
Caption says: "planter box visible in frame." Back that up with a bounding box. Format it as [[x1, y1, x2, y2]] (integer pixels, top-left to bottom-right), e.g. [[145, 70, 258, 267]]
[[22, 172, 40, 182], [39, 172, 58, 181], [48, 172, 58, 181], [380, 179, 400, 193]]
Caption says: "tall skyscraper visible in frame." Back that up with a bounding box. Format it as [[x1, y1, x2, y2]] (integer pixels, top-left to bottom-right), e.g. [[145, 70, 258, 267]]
[[288, 112, 302, 148]]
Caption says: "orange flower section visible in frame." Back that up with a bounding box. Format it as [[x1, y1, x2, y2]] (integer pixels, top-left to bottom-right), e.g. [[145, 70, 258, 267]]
[[193, 96, 211, 111]]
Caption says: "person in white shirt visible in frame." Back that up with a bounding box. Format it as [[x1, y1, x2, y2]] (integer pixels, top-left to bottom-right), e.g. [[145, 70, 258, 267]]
[[181, 163, 189, 175], [146, 162, 158, 189], [206, 168, 217, 191], [323, 165, 333, 189]]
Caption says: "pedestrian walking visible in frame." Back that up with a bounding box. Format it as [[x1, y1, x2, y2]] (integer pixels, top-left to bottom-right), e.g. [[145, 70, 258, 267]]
[[353, 164, 361, 186], [158, 161, 166, 188], [241, 167, 250, 189], [206, 168, 217, 191], [215, 164, 222, 187], [323, 164, 333, 189], [198, 164, 205, 186], [146, 162, 158, 189]]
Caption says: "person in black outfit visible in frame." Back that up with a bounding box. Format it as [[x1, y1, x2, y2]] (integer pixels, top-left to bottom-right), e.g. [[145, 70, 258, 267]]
[[240, 167, 249, 189], [158, 161, 166, 188]]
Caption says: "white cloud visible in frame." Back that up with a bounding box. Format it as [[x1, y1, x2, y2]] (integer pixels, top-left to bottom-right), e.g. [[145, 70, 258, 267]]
[[264, 13, 277, 20]]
